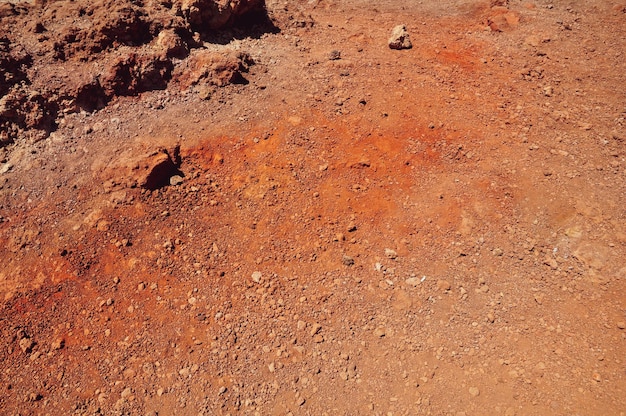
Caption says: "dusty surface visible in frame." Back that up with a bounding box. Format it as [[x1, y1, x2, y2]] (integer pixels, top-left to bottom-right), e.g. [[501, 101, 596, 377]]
[[1, 0, 625, 415]]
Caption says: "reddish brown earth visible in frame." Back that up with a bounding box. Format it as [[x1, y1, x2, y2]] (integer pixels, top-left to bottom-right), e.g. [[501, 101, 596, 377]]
[[1, 0, 625, 415]]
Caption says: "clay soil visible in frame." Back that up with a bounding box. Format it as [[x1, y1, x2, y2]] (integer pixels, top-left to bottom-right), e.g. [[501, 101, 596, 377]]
[[1, 0, 625, 415]]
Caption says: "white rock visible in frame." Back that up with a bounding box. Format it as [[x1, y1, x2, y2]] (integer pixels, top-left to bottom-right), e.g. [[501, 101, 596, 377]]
[[388, 25, 412, 50]]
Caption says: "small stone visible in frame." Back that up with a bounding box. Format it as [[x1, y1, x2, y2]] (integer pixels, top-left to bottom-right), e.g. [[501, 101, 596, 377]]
[[156, 388, 165, 397], [469, 386, 480, 397], [296, 396, 306, 406], [342, 255, 355, 266], [51, 338, 65, 350], [251, 271, 262, 283], [312, 334, 324, 343], [437, 279, 451, 291], [268, 362, 275, 373], [405, 277, 420, 287], [297, 320, 306, 331], [121, 387, 132, 399], [329, 50, 341, 60], [310, 323, 322, 336], [19, 337, 34, 353], [592, 373, 601, 382], [169, 175, 184, 186], [543, 86, 553, 96], [373, 327, 386, 338], [617, 321, 625, 329], [385, 248, 397, 259], [388, 25, 412, 50]]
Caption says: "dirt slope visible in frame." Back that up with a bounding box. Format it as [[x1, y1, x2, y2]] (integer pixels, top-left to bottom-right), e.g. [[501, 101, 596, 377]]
[[0, 0, 625, 415]]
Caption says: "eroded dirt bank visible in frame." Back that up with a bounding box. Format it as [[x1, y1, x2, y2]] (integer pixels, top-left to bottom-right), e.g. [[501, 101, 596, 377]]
[[0, 0, 625, 415]]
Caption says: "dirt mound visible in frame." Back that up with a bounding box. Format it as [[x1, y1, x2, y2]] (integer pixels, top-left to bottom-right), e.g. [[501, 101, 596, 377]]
[[0, 0, 271, 147]]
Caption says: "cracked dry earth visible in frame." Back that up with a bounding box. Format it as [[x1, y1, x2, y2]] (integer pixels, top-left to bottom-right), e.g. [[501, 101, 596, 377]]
[[1, 0, 625, 415]]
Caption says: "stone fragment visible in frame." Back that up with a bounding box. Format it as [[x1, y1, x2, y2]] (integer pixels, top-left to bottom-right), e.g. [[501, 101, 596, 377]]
[[437, 279, 451, 291], [169, 175, 184, 186], [388, 25, 412, 50], [385, 248, 398, 259], [310, 323, 322, 337], [405, 277, 420, 287], [19, 337, 34, 353], [51, 338, 65, 350]]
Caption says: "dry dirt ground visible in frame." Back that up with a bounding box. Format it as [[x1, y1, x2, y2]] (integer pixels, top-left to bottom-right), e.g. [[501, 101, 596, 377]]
[[1, 0, 625, 415]]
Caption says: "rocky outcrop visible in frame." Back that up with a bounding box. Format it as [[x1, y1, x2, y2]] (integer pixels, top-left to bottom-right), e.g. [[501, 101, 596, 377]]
[[0, 0, 269, 147]]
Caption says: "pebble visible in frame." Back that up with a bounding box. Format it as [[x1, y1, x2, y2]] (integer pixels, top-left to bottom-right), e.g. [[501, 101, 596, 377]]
[[251, 271, 262, 283], [342, 255, 355, 266], [385, 248, 397, 259], [388, 25, 412, 50], [469, 387, 480, 397], [373, 327, 386, 338], [310, 323, 322, 336], [169, 175, 184, 186], [51, 338, 65, 350], [437, 279, 451, 292], [617, 322, 625, 330], [19, 337, 34, 353], [405, 277, 420, 286]]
